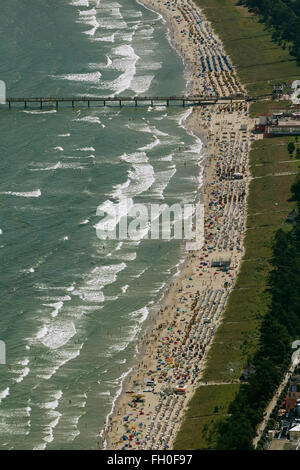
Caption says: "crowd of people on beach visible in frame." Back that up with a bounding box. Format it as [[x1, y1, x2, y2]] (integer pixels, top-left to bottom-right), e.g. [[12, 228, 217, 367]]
[[161, 0, 245, 97], [104, 0, 258, 450]]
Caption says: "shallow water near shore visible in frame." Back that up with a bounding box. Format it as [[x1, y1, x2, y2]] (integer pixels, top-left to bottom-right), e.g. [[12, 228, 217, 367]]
[[0, 0, 203, 450]]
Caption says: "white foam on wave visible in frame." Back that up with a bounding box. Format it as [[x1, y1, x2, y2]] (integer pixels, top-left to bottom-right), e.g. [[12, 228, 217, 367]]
[[93, 33, 115, 42], [37, 345, 83, 381], [58, 133, 71, 137], [159, 153, 173, 162], [35, 325, 48, 340], [97, 17, 127, 31], [131, 75, 154, 94], [116, 21, 139, 42], [37, 295, 72, 301], [17, 358, 29, 366], [77, 146, 95, 151], [0, 189, 41, 198], [115, 163, 155, 198], [41, 321, 77, 349], [105, 55, 112, 67], [39, 390, 62, 414], [0, 405, 31, 418], [152, 127, 169, 137], [101, 40, 155, 95], [51, 390, 63, 401], [0, 387, 10, 403], [129, 305, 149, 324], [88, 263, 126, 288], [0, 422, 30, 436], [29, 162, 61, 171], [43, 301, 64, 318], [184, 137, 203, 156], [34, 391, 63, 447], [103, 45, 139, 96], [177, 107, 193, 126], [138, 136, 160, 151], [79, 7, 96, 16], [133, 267, 148, 279], [14, 367, 30, 383], [101, 5, 123, 18], [42, 410, 62, 444], [63, 154, 95, 160], [32, 160, 91, 171], [23, 110, 57, 115], [118, 252, 136, 262], [136, 25, 154, 38], [69, 0, 89, 5], [73, 289, 105, 303], [51, 71, 101, 83], [125, 122, 152, 133], [153, 113, 167, 121], [74, 115, 101, 124], [77, 11, 100, 36], [33, 443, 47, 450], [120, 151, 148, 164], [99, 391, 111, 396], [109, 150, 155, 199], [72, 262, 126, 304]]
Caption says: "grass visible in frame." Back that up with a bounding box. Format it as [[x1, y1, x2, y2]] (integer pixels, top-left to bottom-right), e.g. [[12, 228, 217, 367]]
[[195, 0, 300, 96], [173, 384, 240, 449], [249, 100, 293, 117]]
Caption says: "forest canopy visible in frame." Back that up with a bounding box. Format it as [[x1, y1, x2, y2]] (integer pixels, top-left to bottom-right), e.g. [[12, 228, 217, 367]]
[[240, 0, 300, 64]]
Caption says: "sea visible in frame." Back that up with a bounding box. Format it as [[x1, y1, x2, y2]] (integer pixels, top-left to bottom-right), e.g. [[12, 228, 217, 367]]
[[0, 0, 203, 449]]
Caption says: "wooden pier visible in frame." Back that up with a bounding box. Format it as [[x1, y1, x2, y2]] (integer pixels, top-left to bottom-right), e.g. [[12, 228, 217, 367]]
[[3, 94, 272, 109]]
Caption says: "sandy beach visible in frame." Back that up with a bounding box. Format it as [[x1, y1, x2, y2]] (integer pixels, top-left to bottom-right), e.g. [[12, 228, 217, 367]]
[[102, 0, 262, 450]]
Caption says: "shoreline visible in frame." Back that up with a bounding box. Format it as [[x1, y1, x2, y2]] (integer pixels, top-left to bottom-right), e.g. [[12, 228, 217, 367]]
[[102, 0, 260, 450]]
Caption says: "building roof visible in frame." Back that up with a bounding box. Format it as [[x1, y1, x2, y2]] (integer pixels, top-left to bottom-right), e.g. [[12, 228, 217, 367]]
[[266, 127, 300, 135], [278, 119, 300, 127], [290, 424, 300, 432]]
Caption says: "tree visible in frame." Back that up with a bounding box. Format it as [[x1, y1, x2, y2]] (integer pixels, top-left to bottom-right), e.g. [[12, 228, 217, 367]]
[[288, 142, 295, 155]]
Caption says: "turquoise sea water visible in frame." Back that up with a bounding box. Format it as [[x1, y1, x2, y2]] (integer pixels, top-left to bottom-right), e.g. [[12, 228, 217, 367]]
[[0, 0, 202, 449]]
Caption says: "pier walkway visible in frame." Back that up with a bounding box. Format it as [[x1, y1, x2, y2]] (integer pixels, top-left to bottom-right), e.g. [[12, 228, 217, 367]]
[[2, 94, 272, 109]]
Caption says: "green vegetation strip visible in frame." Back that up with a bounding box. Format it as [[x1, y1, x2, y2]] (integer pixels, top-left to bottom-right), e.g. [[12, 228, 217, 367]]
[[173, 384, 240, 449]]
